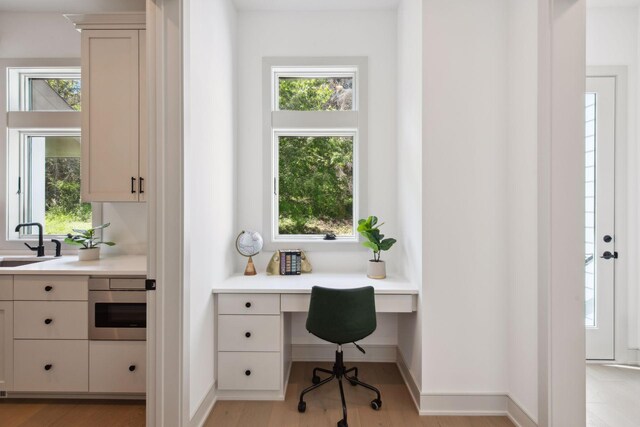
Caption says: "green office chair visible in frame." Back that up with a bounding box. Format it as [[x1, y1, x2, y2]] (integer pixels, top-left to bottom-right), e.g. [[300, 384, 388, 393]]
[[297, 286, 382, 427]]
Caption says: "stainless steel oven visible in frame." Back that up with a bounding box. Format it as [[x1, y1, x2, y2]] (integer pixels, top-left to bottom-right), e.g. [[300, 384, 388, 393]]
[[89, 277, 146, 340]]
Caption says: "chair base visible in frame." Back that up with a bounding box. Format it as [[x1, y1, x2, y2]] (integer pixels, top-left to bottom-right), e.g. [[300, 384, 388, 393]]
[[297, 346, 382, 427]]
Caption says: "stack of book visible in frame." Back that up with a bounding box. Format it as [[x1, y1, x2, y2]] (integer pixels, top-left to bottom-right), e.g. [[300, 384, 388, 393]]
[[279, 249, 302, 275]]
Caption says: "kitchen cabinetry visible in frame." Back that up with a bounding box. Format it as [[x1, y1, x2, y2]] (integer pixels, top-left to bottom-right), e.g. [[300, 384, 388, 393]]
[[68, 14, 147, 202]]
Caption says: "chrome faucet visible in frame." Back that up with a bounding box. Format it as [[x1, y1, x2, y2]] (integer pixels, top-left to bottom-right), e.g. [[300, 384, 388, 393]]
[[15, 222, 45, 257]]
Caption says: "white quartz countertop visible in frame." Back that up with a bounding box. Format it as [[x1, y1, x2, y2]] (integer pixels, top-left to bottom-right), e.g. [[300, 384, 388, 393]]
[[0, 254, 147, 276], [212, 272, 418, 294]]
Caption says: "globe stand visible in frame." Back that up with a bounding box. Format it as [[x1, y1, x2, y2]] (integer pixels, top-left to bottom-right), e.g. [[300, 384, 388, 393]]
[[244, 256, 257, 276]]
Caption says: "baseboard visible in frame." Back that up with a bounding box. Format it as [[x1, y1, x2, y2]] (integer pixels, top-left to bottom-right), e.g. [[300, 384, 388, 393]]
[[292, 344, 397, 362], [395, 347, 421, 412], [192, 383, 217, 427], [506, 396, 538, 427], [4, 392, 144, 400], [419, 393, 508, 416]]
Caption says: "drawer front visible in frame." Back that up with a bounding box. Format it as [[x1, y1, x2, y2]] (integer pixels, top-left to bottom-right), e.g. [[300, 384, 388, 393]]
[[280, 294, 417, 313], [14, 340, 88, 392], [0, 276, 12, 300], [218, 294, 280, 315], [217, 352, 280, 390], [89, 341, 146, 393], [218, 315, 280, 352], [14, 301, 88, 339], [14, 275, 89, 301]]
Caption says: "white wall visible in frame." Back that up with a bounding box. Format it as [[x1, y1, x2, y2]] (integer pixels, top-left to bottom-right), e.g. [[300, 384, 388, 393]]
[[421, 0, 509, 396], [236, 9, 399, 275], [396, 0, 423, 390], [507, 0, 538, 422], [183, 0, 236, 422], [586, 5, 640, 360]]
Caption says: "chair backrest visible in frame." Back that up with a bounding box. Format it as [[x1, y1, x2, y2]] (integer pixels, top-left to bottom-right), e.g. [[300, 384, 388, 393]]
[[305, 286, 376, 344]]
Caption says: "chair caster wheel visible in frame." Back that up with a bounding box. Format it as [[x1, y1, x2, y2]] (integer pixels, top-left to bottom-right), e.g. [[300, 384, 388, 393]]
[[312, 375, 321, 385], [337, 419, 348, 427], [298, 401, 306, 413], [349, 377, 358, 386], [371, 399, 382, 410]]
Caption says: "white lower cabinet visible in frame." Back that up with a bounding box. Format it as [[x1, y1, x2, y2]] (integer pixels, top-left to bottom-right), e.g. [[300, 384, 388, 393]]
[[89, 341, 145, 393], [14, 340, 88, 392], [218, 352, 280, 391], [0, 301, 13, 393], [14, 301, 88, 340]]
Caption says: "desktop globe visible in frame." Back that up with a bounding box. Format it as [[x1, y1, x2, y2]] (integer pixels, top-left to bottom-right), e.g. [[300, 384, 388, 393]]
[[235, 230, 263, 276]]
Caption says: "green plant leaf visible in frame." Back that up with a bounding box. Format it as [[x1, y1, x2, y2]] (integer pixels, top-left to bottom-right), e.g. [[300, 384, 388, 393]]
[[92, 223, 111, 230], [370, 216, 378, 227], [379, 238, 397, 251], [362, 241, 379, 252], [72, 229, 88, 235], [100, 241, 116, 246], [64, 237, 86, 247]]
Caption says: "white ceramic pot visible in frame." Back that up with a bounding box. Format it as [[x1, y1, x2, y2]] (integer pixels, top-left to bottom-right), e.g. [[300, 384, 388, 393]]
[[78, 247, 100, 261], [367, 260, 386, 279]]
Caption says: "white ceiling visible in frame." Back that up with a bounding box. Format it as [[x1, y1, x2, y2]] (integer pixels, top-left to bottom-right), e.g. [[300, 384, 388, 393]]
[[233, 0, 399, 11], [0, 0, 144, 13], [587, 0, 640, 7]]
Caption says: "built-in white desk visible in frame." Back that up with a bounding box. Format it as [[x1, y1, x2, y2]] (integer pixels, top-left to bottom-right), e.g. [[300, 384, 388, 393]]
[[212, 273, 418, 400]]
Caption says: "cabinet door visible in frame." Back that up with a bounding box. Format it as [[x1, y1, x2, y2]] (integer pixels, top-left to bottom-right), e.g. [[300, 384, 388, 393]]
[[89, 341, 145, 393], [0, 302, 13, 393], [138, 30, 147, 202], [81, 29, 140, 202]]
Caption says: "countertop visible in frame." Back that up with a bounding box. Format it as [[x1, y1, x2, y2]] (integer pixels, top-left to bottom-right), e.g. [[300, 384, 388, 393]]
[[212, 272, 418, 294], [0, 254, 147, 276]]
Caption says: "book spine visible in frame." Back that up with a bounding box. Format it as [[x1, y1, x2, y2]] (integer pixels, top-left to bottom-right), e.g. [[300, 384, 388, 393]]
[[280, 250, 285, 275], [286, 252, 292, 275], [296, 251, 302, 275]]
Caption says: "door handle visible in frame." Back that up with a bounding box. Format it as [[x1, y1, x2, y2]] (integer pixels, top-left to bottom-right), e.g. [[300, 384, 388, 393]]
[[139, 177, 144, 194], [131, 177, 137, 194], [600, 251, 618, 260]]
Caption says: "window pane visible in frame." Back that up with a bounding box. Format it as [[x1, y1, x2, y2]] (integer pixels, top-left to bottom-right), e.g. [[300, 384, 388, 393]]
[[278, 77, 353, 111], [585, 93, 596, 327], [23, 136, 91, 236], [278, 135, 353, 236], [29, 78, 81, 111]]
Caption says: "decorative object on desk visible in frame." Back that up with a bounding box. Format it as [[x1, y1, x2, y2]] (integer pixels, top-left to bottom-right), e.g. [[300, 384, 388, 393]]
[[266, 250, 312, 275], [358, 215, 396, 279], [235, 230, 263, 276], [64, 223, 116, 261]]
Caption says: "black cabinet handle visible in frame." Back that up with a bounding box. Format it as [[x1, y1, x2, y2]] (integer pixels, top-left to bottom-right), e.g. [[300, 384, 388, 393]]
[[139, 177, 144, 194], [44, 318, 53, 325], [131, 177, 137, 193], [129, 365, 136, 372], [44, 364, 52, 371], [245, 302, 251, 308], [245, 332, 251, 338], [44, 285, 53, 292], [245, 370, 251, 376]]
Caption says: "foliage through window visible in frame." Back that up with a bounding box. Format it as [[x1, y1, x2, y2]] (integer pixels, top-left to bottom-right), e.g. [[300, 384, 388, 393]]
[[29, 78, 81, 111], [279, 77, 353, 111]]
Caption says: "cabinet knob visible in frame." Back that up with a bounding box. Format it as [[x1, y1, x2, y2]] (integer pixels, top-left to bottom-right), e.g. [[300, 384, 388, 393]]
[[245, 302, 252, 308], [245, 332, 251, 338], [44, 285, 53, 292], [44, 318, 53, 325], [129, 365, 136, 372], [44, 364, 53, 371], [245, 370, 251, 376]]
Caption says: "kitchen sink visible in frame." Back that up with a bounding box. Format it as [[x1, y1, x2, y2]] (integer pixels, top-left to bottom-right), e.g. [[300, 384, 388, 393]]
[[0, 259, 51, 267]]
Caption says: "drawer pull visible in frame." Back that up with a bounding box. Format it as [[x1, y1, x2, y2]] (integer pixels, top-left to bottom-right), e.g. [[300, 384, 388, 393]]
[[44, 364, 53, 371], [44, 318, 53, 325], [245, 332, 251, 338], [245, 302, 252, 308], [129, 365, 136, 372], [245, 370, 251, 376], [44, 285, 53, 292]]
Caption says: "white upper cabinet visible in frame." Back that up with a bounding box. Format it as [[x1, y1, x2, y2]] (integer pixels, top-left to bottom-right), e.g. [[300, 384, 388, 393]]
[[69, 14, 146, 202]]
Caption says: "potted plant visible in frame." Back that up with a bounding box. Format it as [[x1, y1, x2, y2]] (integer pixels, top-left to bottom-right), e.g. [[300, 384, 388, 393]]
[[64, 223, 115, 261], [357, 216, 396, 279]]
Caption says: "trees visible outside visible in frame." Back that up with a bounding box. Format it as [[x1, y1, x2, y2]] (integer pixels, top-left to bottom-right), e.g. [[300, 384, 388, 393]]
[[44, 79, 81, 111], [277, 77, 355, 236], [44, 155, 91, 235]]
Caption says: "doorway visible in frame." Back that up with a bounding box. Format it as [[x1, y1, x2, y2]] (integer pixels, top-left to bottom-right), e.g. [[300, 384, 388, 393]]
[[585, 76, 616, 361]]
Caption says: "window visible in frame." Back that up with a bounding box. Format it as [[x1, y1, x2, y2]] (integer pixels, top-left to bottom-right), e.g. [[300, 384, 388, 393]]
[[265, 59, 367, 243], [6, 67, 94, 240]]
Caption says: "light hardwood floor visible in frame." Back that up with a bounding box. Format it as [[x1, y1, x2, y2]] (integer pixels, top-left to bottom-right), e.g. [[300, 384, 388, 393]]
[[0, 399, 145, 427], [206, 362, 514, 427], [587, 363, 640, 427]]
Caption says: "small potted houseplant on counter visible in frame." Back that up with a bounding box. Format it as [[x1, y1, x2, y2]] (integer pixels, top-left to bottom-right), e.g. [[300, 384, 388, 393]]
[[358, 216, 396, 279], [64, 223, 115, 261]]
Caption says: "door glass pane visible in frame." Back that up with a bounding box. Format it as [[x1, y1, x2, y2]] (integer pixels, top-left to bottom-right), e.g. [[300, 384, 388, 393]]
[[28, 78, 81, 111], [585, 93, 596, 327], [278, 77, 353, 111]]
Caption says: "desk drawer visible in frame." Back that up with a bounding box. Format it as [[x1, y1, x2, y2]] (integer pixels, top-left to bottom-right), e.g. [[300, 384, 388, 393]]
[[218, 315, 280, 352], [14, 275, 88, 301], [280, 294, 417, 313], [217, 352, 280, 390], [14, 340, 88, 392], [14, 301, 88, 339], [218, 294, 280, 315]]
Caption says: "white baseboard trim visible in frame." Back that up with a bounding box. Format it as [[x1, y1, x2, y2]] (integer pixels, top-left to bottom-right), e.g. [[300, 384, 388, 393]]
[[419, 393, 508, 416], [292, 343, 397, 362], [192, 383, 217, 427], [395, 347, 422, 412], [506, 396, 538, 427]]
